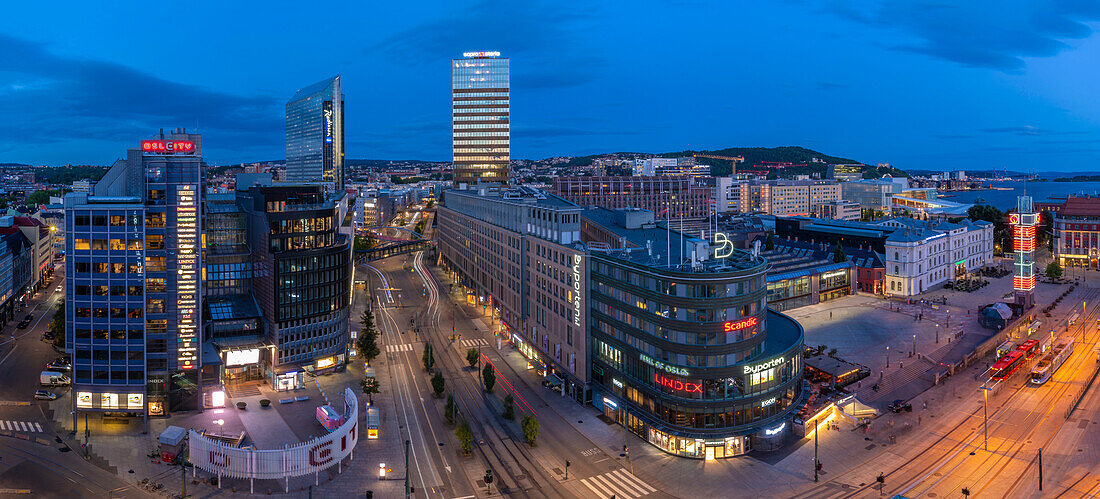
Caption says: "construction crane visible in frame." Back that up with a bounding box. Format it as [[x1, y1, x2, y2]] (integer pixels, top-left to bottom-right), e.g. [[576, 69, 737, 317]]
[[692, 153, 745, 174]]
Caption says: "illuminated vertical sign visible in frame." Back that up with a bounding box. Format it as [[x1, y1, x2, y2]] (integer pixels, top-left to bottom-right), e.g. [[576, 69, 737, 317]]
[[571, 254, 583, 327], [176, 185, 199, 369]]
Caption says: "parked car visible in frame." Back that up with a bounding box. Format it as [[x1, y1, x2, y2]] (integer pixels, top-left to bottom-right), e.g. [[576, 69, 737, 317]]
[[45, 362, 70, 372], [34, 390, 57, 401], [888, 399, 913, 413], [17, 321, 29, 329], [54, 356, 69, 365], [24, 314, 33, 321], [42, 331, 55, 340]]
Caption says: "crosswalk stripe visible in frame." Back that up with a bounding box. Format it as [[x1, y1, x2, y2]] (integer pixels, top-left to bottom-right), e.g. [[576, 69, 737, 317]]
[[18, 422, 27, 432], [33, 423, 42, 432], [583, 477, 616, 498], [605, 470, 644, 496], [0, 421, 8, 430], [580, 478, 607, 499], [609, 469, 649, 496], [619, 469, 657, 493]]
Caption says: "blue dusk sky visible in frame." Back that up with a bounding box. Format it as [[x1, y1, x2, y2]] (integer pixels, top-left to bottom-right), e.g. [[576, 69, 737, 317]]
[[1, 1, 1099, 171]]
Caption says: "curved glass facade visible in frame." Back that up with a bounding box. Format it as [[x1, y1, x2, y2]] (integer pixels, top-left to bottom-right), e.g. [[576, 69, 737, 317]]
[[590, 248, 804, 459]]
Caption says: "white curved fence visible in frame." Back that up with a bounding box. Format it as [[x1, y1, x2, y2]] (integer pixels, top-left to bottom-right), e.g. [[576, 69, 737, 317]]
[[190, 387, 358, 488]]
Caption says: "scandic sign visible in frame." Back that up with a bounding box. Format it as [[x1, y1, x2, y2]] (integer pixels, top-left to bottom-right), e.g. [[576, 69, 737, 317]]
[[723, 316, 758, 333]]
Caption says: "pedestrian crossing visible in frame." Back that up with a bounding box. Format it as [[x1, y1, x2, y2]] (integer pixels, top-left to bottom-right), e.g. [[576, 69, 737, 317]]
[[460, 338, 489, 348], [386, 344, 414, 353], [0, 421, 44, 433], [579, 469, 656, 499]]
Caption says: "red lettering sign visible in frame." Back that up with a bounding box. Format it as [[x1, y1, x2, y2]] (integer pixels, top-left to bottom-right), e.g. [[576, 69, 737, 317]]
[[723, 316, 758, 333], [654, 373, 703, 394], [209, 450, 230, 467], [141, 140, 195, 153], [309, 441, 333, 466]]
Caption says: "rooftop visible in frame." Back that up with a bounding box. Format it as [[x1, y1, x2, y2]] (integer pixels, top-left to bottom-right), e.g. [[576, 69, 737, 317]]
[[446, 185, 580, 210]]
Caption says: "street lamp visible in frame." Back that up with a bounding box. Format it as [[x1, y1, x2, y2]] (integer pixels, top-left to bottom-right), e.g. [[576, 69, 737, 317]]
[[886, 346, 890, 368]]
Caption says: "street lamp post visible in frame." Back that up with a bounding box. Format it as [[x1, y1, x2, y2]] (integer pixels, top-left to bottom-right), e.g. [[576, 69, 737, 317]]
[[980, 385, 992, 451], [813, 417, 819, 482], [886, 346, 890, 368], [912, 334, 916, 357]]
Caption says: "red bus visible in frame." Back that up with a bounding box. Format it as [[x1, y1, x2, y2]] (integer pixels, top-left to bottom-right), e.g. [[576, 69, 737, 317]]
[[1017, 340, 1041, 359], [990, 351, 1026, 381]]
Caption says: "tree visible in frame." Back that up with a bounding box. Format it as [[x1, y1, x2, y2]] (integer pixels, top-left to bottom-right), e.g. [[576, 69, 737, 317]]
[[26, 189, 62, 206], [444, 393, 456, 425], [482, 363, 495, 393], [466, 348, 479, 368], [502, 393, 515, 420], [360, 377, 380, 404], [455, 418, 474, 454], [832, 245, 847, 263], [423, 342, 435, 372], [1046, 261, 1063, 279], [356, 309, 380, 365], [431, 372, 445, 397], [765, 234, 775, 250], [521, 414, 539, 446]]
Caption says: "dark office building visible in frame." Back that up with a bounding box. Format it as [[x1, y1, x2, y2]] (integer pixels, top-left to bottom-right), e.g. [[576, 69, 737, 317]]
[[65, 129, 204, 423], [583, 208, 805, 459], [286, 76, 345, 193]]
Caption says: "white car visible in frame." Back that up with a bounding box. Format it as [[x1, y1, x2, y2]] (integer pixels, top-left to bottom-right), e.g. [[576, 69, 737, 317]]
[[55, 285, 62, 292]]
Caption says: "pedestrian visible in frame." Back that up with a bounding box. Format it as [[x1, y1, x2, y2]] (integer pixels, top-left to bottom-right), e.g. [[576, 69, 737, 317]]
[[922, 400, 927, 410], [918, 415, 922, 426], [830, 311, 833, 319]]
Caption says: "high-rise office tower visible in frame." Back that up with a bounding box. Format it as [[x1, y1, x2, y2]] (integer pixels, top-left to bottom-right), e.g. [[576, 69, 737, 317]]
[[286, 76, 344, 193], [452, 52, 510, 186], [65, 129, 203, 426]]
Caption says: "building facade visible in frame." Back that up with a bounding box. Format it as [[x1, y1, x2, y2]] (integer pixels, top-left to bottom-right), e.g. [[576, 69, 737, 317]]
[[65, 129, 203, 423], [581, 208, 804, 459], [1050, 196, 1100, 269], [452, 52, 510, 186], [815, 200, 861, 221], [717, 180, 842, 217], [286, 76, 344, 193], [437, 186, 589, 401], [840, 179, 906, 212], [882, 218, 994, 296], [827, 164, 863, 182], [552, 176, 713, 220]]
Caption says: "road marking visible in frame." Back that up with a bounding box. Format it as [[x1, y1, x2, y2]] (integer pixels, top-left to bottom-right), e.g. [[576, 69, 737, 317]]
[[0, 421, 8, 430], [18, 422, 27, 432], [1, 421, 42, 433], [581, 446, 600, 457], [386, 344, 413, 352], [33, 423, 42, 432], [580, 469, 656, 498], [460, 338, 489, 348], [0, 401, 31, 406]]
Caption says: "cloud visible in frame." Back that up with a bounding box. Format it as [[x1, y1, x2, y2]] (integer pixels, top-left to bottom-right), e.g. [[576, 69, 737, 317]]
[[979, 126, 1091, 136], [0, 33, 282, 162], [822, 1, 1100, 72], [370, 0, 605, 89]]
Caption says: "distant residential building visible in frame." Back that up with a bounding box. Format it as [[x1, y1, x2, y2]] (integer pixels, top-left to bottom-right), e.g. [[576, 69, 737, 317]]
[[552, 176, 713, 219], [827, 164, 863, 182], [717, 179, 842, 217], [72, 180, 93, 193], [452, 51, 510, 186], [816, 200, 860, 221], [286, 76, 344, 193]]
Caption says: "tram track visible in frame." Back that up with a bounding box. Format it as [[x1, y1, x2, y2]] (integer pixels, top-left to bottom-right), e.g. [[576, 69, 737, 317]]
[[815, 293, 1100, 499], [409, 250, 563, 498]]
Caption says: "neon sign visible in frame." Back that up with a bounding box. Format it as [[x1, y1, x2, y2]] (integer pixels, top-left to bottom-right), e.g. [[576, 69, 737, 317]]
[[760, 397, 776, 408], [640, 353, 689, 376], [572, 255, 582, 327], [176, 184, 199, 369], [654, 373, 702, 394], [462, 51, 501, 57], [713, 232, 734, 258], [141, 140, 194, 153], [743, 356, 784, 375], [723, 316, 758, 332], [764, 422, 785, 436]]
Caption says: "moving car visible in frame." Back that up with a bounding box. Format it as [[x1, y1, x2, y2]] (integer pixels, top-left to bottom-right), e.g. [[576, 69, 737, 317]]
[[45, 361, 70, 372], [55, 285, 62, 292], [888, 399, 912, 413], [24, 314, 33, 321], [34, 390, 57, 401], [17, 320, 29, 329]]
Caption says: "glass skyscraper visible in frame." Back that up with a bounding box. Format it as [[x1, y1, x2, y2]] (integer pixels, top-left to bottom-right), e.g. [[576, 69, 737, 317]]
[[452, 52, 510, 186], [286, 76, 344, 193]]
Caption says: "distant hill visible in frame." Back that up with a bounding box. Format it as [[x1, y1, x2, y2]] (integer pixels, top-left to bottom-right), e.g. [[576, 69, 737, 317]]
[[566, 146, 905, 178]]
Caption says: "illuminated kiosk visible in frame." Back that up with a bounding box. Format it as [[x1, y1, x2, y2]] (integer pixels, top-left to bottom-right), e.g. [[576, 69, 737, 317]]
[[190, 387, 358, 493], [1010, 196, 1037, 309], [585, 208, 805, 459]]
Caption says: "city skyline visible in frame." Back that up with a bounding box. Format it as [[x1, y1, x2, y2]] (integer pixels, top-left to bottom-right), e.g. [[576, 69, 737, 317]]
[[2, 2, 1100, 171]]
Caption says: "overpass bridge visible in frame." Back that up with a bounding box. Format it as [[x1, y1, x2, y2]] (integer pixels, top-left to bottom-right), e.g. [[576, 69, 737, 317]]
[[355, 226, 433, 261]]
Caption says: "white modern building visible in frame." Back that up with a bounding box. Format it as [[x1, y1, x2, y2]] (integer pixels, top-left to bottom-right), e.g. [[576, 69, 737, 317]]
[[881, 218, 994, 296]]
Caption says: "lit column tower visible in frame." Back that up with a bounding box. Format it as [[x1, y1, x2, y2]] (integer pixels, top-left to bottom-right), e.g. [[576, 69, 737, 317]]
[[1011, 195, 1037, 308]]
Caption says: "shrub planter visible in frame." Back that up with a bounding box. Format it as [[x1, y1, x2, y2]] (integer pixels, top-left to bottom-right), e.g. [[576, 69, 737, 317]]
[[236, 401, 247, 410], [259, 399, 271, 408]]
